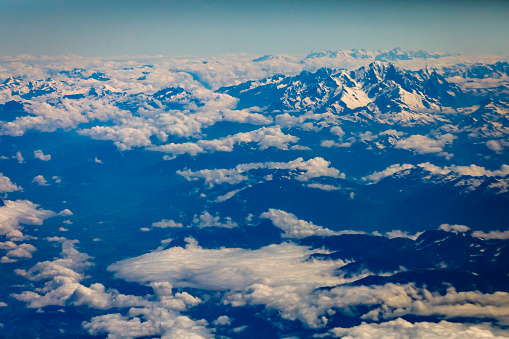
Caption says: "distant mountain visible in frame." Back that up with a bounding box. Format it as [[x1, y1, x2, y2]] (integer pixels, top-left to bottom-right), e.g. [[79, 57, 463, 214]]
[[303, 49, 375, 61], [218, 62, 466, 124], [302, 47, 457, 62], [374, 47, 457, 61], [152, 86, 203, 110], [442, 61, 509, 79], [252, 54, 293, 62]]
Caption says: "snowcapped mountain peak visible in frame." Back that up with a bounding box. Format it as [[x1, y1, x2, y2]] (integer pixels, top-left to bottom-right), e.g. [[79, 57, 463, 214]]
[[252, 54, 292, 62]]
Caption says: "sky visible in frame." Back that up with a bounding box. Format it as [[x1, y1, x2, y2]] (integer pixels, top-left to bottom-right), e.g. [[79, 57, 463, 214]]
[[0, 0, 508, 58]]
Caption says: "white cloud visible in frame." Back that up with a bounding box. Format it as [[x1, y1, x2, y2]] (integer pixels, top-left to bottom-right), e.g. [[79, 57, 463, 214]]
[[152, 219, 183, 228], [418, 163, 509, 178], [12, 241, 152, 310], [307, 183, 342, 191], [487, 140, 503, 152], [260, 209, 339, 239], [0, 241, 17, 250], [395, 134, 456, 155], [439, 224, 471, 233], [152, 126, 299, 157], [192, 211, 238, 228], [32, 175, 49, 186], [177, 157, 343, 187], [0, 199, 55, 240], [4, 243, 36, 260], [472, 230, 509, 240], [358, 131, 376, 142], [320, 139, 353, 148], [330, 126, 345, 138], [14, 151, 24, 164], [109, 241, 349, 292], [59, 209, 73, 216], [94, 157, 103, 164], [362, 162, 509, 184], [214, 188, 245, 202], [84, 309, 211, 339], [34, 150, 51, 161], [178, 168, 249, 187], [45, 236, 70, 243], [14, 237, 211, 338], [330, 318, 509, 338], [362, 164, 415, 183], [213, 316, 231, 326], [379, 129, 406, 137], [79, 125, 154, 151], [0, 173, 22, 193], [437, 224, 509, 240], [229, 282, 509, 328], [382, 230, 423, 240]]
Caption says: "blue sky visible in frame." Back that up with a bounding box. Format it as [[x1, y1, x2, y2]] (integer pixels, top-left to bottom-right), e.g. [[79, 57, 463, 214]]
[[0, 0, 508, 57]]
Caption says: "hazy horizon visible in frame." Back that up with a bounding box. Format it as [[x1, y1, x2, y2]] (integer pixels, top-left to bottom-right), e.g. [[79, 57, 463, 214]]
[[1, 0, 508, 58]]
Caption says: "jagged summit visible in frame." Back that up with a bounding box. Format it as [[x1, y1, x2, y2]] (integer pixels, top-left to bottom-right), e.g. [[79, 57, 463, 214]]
[[218, 62, 465, 119]]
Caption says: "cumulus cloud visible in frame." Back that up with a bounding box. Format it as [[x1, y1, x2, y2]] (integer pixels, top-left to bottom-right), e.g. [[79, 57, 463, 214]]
[[320, 139, 353, 148], [177, 157, 343, 187], [84, 309, 211, 339], [330, 318, 509, 338], [362, 162, 509, 184], [362, 164, 415, 183], [213, 316, 231, 326], [5, 243, 37, 259], [151, 126, 299, 157], [418, 162, 509, 178], [439, 223, 471, 233], [192, 211, 238, 228], [381, 230, 423, 240], [14, 238, 210, 338], [438, 224, 509, 240], [14, 151, 24, 164], [0, 200, 56, 263], [0, 199, 55, 240], [12, 241, 151, 310], [214, 188, 245, 202], [260, 209, 339, 238], [32, 175, 49, 186], [59, 209, 73, 216], [34, 150, 51, 161], [487, 140, 503, 152], [228, 282, 509, 328], [472, 230, 509, 240], [79, 125, 154, 151], [307, 183, 342, 191], [178, 167, 249, 187], [152, 219, 183, 228], [330, 126, 345, 138], [109, 240, 349, 292], [395, 134, 456, 155], [0, 173, 22, 193], [379, 129, 406, 137]]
